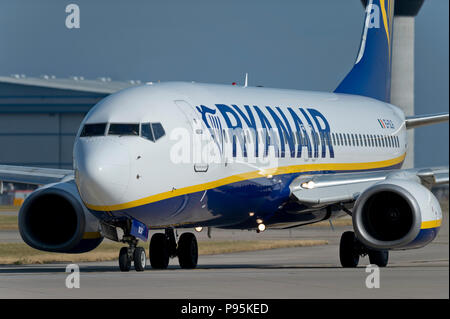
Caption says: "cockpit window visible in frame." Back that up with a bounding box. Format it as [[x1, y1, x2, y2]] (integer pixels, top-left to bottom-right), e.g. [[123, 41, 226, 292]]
[[141, 123, 154, 141], [80, 123, 107, 137], [152, 123, 165, 140], [141, 123, 165, 142], [108, 123, 139, 136]]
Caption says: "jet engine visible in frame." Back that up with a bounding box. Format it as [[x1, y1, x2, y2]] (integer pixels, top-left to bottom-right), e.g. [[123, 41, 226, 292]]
[[352, 178, 442, 250], [18, 180, 103, 253]]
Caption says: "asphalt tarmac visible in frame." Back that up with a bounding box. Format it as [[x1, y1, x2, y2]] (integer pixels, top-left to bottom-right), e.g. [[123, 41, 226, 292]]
[[0, 211, 448, 299]]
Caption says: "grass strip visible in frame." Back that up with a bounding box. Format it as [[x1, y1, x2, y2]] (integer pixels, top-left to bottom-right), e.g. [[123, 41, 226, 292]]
[[0, 206, 19, 212], [0, 215, 18, 230], [0, 239, 328, 265]]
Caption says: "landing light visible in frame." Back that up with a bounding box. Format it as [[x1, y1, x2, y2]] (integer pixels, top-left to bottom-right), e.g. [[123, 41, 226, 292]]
[[257, 224, 266, 232], [256, 218, 263, 224], [301, 181, 316, 189], [195, 227, 203, 232]]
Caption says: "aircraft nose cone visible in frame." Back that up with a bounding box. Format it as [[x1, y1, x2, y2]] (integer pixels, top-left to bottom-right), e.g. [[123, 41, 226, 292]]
[[75, 138, 131, 208]]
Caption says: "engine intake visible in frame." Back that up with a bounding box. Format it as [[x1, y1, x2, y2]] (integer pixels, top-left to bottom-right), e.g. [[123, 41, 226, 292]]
[[19, 182, 103, 253], [353, 179, 441, 250]]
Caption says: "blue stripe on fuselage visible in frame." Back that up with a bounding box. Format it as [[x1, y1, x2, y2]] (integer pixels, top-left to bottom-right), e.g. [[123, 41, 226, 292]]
[[89, 161, 403, 229]]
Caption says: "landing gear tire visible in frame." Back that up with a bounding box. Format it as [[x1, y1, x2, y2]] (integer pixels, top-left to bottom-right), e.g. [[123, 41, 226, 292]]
[[368, 249, 389, 267], [339, 231, 360, 268], [119, 247, 131, 272], [150, 233, 170, 269], [177, 232, 198, 269], [133, 247, 147, 271]]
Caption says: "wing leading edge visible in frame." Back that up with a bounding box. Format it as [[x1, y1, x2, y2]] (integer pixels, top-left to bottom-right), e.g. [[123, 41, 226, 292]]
[[290, 167, 449, 206], [0, 165, 73, 186], [405, 113, 449, 129]]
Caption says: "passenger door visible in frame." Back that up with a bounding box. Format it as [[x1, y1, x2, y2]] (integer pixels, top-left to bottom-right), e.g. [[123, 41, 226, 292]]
[[174, 100, 209, 172]]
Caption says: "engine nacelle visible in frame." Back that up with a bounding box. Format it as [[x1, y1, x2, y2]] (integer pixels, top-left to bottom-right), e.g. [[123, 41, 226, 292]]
[[19, 180, 103, 253], [353, 178, 442, 250]]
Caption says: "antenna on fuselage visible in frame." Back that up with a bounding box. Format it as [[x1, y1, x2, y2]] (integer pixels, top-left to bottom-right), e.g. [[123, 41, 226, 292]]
[[244, 73, 248, 88]]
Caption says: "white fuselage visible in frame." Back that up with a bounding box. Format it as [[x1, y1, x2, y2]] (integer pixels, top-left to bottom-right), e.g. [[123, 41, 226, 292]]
[[73, 82, 407, 229]]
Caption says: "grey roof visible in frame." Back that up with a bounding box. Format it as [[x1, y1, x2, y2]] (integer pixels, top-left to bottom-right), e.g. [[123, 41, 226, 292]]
[[0, 74, 143, 94]]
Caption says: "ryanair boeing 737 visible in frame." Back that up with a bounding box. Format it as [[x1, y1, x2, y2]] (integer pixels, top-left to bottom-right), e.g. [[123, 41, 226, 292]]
[[1, 0, 448, 271]]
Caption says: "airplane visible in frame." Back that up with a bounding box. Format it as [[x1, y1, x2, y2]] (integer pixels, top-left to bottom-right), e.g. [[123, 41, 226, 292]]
[[0, 0, 448, 272]]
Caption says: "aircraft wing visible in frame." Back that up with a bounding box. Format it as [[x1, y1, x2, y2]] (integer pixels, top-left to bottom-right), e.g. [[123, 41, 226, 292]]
[[290, 167, 449, 206], [405, 113, 449, 129], [0, 165, 74, 186]]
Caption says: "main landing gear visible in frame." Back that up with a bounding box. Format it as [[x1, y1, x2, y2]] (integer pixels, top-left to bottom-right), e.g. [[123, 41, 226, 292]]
[[339, 231, 389, 268], [150, 228, 198, 270], [118, 236, 147, 272]]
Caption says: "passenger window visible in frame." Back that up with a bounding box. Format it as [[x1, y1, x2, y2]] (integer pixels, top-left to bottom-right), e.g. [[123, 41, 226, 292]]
[[80, 123, 107, 137]]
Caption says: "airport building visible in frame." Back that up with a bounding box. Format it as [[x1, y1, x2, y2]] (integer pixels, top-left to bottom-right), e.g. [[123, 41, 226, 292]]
[[0, 75, 140, 169]]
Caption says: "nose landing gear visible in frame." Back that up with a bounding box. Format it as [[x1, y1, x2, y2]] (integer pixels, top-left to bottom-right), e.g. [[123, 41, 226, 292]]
[[116, 226, 199, 271], [118, 236, 147, 272], [339, 231, 389, 268], [149, 228, 198, 270]]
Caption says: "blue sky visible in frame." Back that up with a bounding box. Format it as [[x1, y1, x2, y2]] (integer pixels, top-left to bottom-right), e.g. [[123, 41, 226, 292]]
[[0, 0, 448, 167]]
